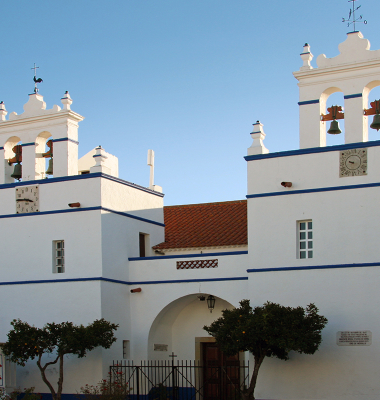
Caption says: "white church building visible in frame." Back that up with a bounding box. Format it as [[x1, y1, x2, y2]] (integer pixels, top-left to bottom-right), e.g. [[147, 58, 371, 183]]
[[1, 31, 380, 400]]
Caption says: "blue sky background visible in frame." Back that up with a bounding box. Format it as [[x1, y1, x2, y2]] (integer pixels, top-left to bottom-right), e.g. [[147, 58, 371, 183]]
[[1, 0, 380, 205]]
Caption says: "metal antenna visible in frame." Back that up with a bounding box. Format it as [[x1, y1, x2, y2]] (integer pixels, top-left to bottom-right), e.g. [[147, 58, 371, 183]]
[[147, 149, 154, 189], [342, 0, 367, 32], [31, 63, 43, 93]]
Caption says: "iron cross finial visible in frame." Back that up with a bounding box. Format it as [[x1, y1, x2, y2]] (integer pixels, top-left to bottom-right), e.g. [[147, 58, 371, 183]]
[[342, 0, 367, 32], [31, 63, 43, 94]]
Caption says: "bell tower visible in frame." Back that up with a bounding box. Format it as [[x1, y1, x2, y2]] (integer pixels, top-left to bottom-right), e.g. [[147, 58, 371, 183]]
[[293, 32, 380, 149], [0, 91, 84, 183]]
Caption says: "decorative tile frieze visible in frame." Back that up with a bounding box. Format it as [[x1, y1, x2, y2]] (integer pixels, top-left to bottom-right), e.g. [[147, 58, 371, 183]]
[[176, 259, 218, 270]]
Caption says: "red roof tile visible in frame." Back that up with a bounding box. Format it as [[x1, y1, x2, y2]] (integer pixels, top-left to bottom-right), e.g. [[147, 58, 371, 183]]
[[153, 200, 247, 250]]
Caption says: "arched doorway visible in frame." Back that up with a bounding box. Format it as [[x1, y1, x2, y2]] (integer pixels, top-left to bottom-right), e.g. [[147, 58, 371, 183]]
[[148, 293, 235, 361]]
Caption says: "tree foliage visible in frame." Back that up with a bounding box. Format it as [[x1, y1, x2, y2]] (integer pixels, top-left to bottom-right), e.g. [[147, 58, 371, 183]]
[[2, 319, 119, 400], [204, 300, 327, 400]]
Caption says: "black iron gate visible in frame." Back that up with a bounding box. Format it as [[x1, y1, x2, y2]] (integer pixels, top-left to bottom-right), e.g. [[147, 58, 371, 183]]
[[109, 360, 249, 400]]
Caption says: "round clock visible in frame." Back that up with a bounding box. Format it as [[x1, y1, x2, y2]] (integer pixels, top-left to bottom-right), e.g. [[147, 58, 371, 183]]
[[339, 148, 367, 177], [16, 185, 39, 213]]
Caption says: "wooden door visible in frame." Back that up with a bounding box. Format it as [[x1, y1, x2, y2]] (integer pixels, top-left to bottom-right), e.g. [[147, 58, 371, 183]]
[[202, 342, 240, 400]]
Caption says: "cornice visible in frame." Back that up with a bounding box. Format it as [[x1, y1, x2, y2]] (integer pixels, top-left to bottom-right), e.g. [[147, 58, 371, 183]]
[[0, 110, 84, 131], [293, 59, 380, 82]]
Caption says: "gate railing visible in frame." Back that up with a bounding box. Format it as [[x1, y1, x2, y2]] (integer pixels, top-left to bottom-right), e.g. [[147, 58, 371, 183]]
[[109, 360, 249, 400]]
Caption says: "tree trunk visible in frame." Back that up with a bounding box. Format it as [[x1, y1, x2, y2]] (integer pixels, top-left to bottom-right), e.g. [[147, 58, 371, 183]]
[[242, 354, 266, 400], [56, 355, 64, 400], [37, 354, 59, 400]]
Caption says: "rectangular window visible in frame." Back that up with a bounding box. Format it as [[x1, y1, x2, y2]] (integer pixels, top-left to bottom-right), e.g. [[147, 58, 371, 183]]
[[53, 240, 65, 273], [298, 220, 313, 259], [139, 233, 150, 257], [123, 340, 130, 359]]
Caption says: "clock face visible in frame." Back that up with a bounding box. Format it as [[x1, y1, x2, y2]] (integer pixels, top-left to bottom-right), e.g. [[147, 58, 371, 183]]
[[340, 148, 367, 177], [16, 185, 39, 213]]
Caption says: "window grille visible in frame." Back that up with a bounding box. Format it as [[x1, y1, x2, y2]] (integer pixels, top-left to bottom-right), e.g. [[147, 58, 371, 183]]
[[177, 259, 218, 269], [53, 240, 65, 273], [298, 221, 313, 259]]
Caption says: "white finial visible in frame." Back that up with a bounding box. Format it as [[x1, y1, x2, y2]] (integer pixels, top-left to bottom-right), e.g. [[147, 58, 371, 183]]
[[247, 121, 269, 156], [61, 91, 73, 110], [300, 43, 313, 70], [147, 149, 154, 189], [90, 145, 110, 174], [0, 101, 7, 121]]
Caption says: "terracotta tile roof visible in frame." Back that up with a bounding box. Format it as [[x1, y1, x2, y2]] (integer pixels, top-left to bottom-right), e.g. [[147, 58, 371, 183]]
[[153, 200, 247, 250]]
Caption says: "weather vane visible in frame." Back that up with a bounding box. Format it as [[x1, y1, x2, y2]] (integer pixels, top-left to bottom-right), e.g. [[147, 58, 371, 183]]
[[342, 0, 367, 32], [31, 63, 43, 94]]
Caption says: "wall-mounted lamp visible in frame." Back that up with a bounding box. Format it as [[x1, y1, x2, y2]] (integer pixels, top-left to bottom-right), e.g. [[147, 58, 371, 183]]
[[130, 288, 142, 293], [281, 182, 292, 188], [207, 295, 216, 313], [68, 202, 81, 208]]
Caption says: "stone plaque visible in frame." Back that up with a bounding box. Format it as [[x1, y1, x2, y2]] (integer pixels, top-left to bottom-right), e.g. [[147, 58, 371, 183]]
[[154, 344, 168, 351], [337, 331, 372, 346]]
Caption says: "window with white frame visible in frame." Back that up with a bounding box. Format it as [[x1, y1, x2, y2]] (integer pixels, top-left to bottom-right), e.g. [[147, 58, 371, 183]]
[[298, 221, 313, 259], [53, 240, 65, 273]]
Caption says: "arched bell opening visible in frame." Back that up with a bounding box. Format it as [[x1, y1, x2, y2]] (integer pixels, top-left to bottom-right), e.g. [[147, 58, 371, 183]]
[[320, 88, 345, 147], [363, 81, 380, 141], [35, 132, 53, 179], [147, 294, 236, 362], [4, 137, 22, 183]]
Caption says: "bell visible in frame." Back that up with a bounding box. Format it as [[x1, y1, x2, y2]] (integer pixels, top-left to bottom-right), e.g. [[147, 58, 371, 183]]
[[327, 119, 342, 135], [46, 158, 53, 175], [11, 163, 22, 180], [370, 113, 380, 131]]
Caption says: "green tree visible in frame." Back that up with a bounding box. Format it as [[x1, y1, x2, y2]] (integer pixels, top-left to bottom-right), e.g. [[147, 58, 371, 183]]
[[204, 300, 327, 400], [2, 319, 119, 400]]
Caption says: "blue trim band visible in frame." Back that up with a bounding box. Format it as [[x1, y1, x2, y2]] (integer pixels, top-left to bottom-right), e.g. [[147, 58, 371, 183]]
[[344, 93, 362, 99], [0, 172, 165, 197], [0, 206, 165, 227], [0, 147, 3, 150], [247, 181, 380, 199], [102, 207, 165, 227], [22, 142, 35, 147], [93, 154, 102, 157], [127, 277, 248, 285], [245, 140, 380, 161], [52, 138, 79, 145], [129, 250, 248, 261], [298, 99, 319, 106], [0, 276, 248, 287], [247, 262, 380, 273]]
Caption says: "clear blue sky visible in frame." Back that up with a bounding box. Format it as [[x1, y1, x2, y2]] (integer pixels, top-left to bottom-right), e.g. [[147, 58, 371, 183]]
[[1, 0, 380, 205]]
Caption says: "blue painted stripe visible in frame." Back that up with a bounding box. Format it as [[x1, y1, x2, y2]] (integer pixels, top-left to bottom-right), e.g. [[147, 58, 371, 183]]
[[0, 206, 165, 227], [100, 173, 164, 197], [298, 99, 319, 106], [0, 276, 248, 287], [22, 142, 35, 147], [52, 138, 79, 145], [129, 250, 248, 261], [93, 154, 102, 157], [127, 277, 248, 285], [247, 181, 380, 199], [102, 207, 165, 227], [344, 93, 362, 99], [0, 172, 165, 197], [0, 147, 3, 150], [0, 206, 100, 219], [245, 140, 380, 161], [247, 262, 380, 273]]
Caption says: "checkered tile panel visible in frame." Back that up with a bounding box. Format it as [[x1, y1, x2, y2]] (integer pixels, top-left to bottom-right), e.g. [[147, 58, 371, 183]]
[[177, 259, 218, 269]]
